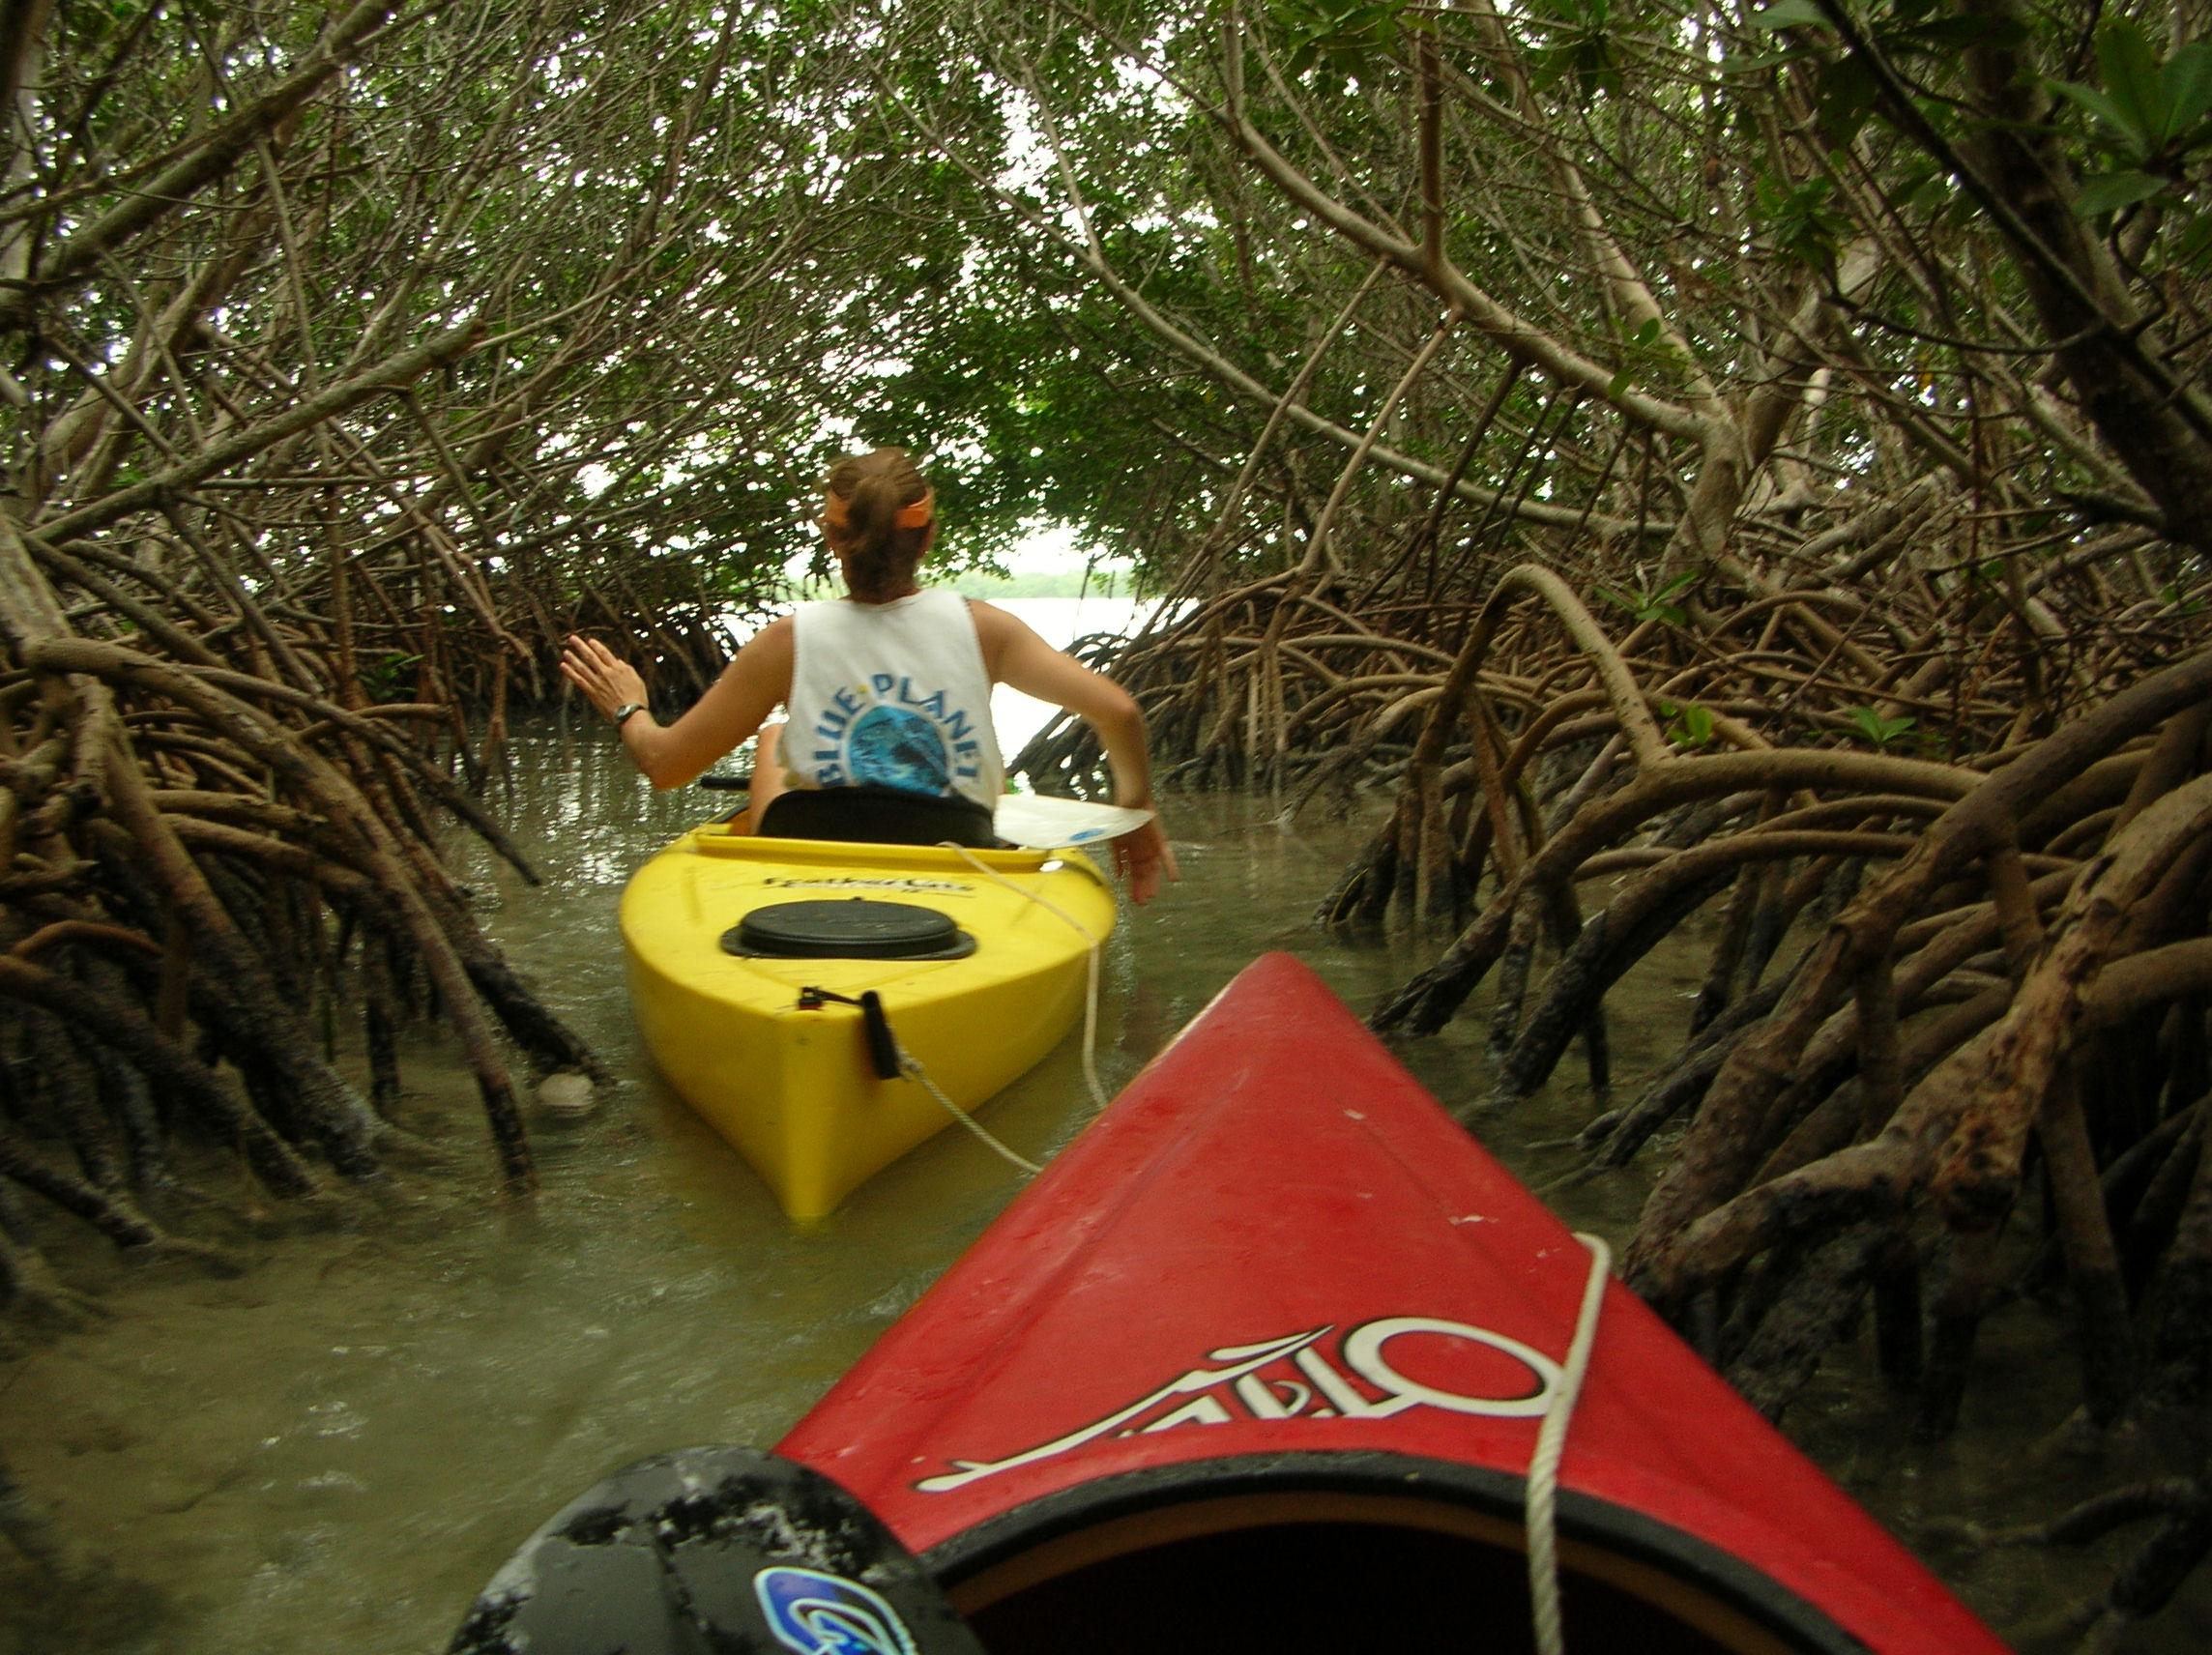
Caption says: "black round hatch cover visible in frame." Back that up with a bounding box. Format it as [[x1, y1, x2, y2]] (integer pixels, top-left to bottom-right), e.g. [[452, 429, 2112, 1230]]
[[720, 898, 976, 961]]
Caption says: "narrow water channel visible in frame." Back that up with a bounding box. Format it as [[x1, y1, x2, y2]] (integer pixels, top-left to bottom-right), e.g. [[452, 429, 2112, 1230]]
[[1, 731, 2205, 1653]]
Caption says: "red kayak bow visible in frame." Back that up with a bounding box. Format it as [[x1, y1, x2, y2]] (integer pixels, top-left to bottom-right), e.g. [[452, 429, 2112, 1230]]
[[779, 952, 2007, 1654]]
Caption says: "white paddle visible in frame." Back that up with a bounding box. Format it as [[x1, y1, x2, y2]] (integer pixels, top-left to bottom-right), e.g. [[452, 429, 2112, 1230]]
[[993, 792, 1152, 849]]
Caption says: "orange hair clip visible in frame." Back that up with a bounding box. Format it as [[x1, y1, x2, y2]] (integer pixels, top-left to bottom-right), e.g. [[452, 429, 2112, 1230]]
[[821, 488, 934, 535]]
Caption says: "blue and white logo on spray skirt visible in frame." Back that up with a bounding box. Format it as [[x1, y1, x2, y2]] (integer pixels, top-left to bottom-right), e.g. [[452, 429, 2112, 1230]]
[[754, 1565, 921, 1655]]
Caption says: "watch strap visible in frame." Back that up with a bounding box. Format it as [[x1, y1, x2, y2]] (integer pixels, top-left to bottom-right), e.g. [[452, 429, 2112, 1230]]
[[612, 702, 646, 727]]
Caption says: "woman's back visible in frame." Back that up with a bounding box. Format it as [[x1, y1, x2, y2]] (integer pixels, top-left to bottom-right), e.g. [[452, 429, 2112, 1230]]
[[783, 589, 1004, 808]]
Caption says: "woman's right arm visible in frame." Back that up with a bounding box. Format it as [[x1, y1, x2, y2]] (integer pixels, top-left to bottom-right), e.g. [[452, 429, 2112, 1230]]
[[972, 602, 1179, 903], [561, 619, 794, 791], [974, 604, 1152, 802]]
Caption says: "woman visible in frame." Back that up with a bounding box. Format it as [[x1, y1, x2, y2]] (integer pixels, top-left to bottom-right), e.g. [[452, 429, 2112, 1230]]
[[561, 448, 1178, 904]]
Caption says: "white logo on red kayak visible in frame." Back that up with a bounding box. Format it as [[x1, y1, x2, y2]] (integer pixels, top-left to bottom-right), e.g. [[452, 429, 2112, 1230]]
[[914, 1317, 1562, 1494]]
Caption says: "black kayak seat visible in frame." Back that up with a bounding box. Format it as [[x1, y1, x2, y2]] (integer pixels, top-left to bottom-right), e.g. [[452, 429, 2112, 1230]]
[[757, 786, 997, 848]]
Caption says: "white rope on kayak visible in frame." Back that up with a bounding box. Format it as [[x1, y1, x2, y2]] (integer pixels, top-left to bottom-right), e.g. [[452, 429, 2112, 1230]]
[[942, 842, 1111, 1115], [1527, 1230, 1613, 1655], [854, 842, 1112, 1184], [897, 1053, 1043, 1176]]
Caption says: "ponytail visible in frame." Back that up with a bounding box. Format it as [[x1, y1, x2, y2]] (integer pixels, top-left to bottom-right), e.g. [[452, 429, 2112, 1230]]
[[823, 449, 935, 600]]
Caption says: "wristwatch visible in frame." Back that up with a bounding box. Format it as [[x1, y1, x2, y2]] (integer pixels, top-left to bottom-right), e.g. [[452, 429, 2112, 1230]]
[[612, 702, 646, 727]]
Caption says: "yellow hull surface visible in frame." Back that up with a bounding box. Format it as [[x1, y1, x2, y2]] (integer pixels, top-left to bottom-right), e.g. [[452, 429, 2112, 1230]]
[[621, 827, 1117, 1219]]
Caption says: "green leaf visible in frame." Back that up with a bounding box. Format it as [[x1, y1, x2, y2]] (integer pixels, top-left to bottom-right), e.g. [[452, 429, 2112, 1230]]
[[1750, 0, 1828, 31], [1594, 570, 1695, 624], [2050, 79, 2150, 160], [2097, 19, 2166, 150], [1812, 53, 1879, 146], [1895, 15, 2014, 55], [2163, 44, 2212, 139], [1717, 47, 1797, 75], [2075, 167, 2166, 218], [1845, 706, 1916, 748], [1892, 159, 1952, 214], [2177, 208, 2212, 268], [1269, 0, 1406, 80], [1667, 702, 1716, 750], [1755, 172, 1847, 267]]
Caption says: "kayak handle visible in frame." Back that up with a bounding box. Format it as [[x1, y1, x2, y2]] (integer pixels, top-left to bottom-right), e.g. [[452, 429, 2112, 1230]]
[[796, 986, 903, 1081]]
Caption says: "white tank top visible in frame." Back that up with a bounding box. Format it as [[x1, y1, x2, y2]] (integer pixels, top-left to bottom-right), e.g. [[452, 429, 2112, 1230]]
[[781, 589, 1004, 810]]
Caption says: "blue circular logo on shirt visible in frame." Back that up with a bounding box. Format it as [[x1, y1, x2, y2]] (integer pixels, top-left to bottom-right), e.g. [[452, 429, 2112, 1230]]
[[846, 706, 950, 795]]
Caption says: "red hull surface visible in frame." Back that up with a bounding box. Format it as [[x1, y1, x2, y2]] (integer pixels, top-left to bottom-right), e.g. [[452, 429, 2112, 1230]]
[[778, 953, 2006, 1654]]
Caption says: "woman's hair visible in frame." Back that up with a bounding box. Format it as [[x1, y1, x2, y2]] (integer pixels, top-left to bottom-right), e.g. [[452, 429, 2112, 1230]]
[[823, 448, 933, 601]]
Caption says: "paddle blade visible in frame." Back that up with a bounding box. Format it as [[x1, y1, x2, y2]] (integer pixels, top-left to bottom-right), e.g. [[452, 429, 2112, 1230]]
[[992, 792, 1151, 849], [448, 1445, 985, 1655]]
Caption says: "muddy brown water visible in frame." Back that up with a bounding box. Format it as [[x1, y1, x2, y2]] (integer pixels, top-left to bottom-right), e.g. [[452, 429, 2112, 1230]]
[[2, 731, 2207, 1653]]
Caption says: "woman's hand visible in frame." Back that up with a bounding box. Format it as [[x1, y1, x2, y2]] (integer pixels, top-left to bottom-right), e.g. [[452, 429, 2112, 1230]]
[[561, 634, 649, 723], [1109, 815, 1179, 907]]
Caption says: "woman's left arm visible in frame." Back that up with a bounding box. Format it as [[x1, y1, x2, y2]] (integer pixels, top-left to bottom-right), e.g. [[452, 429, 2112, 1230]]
[[561, 621, 794, 790]]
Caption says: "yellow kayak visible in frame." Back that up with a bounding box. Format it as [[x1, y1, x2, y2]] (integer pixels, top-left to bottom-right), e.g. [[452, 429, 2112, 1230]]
[[620, 826, 1117, 1219]]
